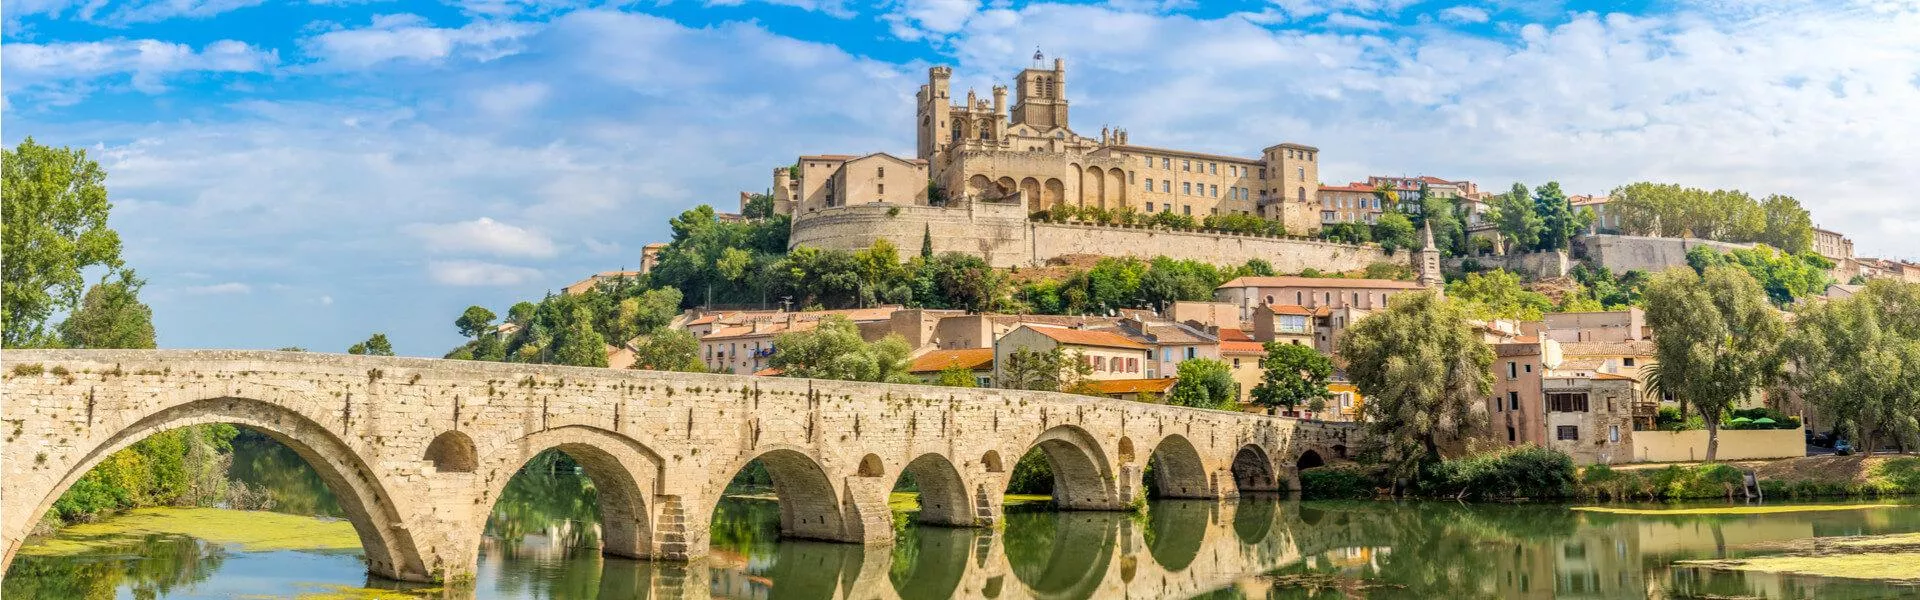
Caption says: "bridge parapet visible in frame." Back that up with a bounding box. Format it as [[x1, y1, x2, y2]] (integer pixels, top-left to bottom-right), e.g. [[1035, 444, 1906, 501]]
[[0, 350, 1360, 583]]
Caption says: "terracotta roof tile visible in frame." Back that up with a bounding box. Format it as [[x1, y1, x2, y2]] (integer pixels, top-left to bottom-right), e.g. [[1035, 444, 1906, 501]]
[[907, 348, 995, 373], [1559, 340, 1656, 357], [1220, 276, 1424, 290], [1085, 378, 1177, 395], [1220, 341, 1267, 354], [1026, 326, 1151, 350], [1217, 329, 1255, 342]]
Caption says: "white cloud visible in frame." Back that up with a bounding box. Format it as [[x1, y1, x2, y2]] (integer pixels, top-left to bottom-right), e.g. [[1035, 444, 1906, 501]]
[[705, 0, 857, 18], [883, 0, 981, 40], [404, 217, 559, 258], [2, 39, 276, 98], [427, 260, 542, 286], [1439, 6, 1491, 23], [302, 13, 537, 69], [319, 295, 335, 305], [185, 282, 253, 295], [474, 82, 549, 116], [1323, 12, 1390, 29], [102, 0, 266, 24]]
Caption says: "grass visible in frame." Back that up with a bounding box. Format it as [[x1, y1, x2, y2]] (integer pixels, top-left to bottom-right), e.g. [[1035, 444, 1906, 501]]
[[1677, 553, 1920, 583], [20, 507, 361, 557], [1570, 503, 1900, 516]]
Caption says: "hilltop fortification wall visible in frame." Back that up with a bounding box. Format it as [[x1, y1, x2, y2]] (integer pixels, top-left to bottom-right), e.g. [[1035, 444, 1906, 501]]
[[788, 202, 1393, 270]]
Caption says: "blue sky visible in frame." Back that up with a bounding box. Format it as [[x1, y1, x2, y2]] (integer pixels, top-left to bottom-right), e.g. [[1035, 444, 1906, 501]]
[[6, 0, 1919, 356]]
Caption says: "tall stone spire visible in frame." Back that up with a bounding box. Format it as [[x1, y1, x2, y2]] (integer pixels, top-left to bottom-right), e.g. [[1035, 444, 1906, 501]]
[[1416, 221, 1443, 291]]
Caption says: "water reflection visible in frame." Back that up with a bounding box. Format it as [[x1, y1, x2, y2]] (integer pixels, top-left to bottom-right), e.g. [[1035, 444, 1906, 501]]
[[13, 451, 1920, 600]]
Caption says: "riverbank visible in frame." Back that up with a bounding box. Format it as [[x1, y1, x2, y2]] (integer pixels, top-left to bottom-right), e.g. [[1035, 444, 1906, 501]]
[[1677, 529, 1920, 584]]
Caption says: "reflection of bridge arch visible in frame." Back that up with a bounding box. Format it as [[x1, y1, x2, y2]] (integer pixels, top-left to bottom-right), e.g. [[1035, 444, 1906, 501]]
[[1004, 510, 1121, 599], [472, 425, 663, 560], [5, 397, 428, 580], [889, 525, 978, 599], [1144, 500, 1210, 572]]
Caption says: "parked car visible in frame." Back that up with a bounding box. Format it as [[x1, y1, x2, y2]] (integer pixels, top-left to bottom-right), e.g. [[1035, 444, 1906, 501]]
[[1835, 439, 1854, 455]]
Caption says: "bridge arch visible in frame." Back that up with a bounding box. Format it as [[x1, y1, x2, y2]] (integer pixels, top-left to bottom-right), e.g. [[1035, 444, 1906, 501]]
[[1144, 434, 1209, 499], [895, 452, 974, 526], [1287, 448, 1328, 491], [1229, 444, 1279, 494], [1016, 425, 1119, 510], [471, 425, 664, 561], [4, 396, 428, 581], [707, 446, 855, 543]]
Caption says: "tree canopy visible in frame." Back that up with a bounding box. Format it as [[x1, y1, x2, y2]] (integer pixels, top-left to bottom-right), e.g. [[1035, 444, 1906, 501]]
[[1641, 265, 1786, 461], [57, 270, 156, 350], [1249, 342, 1334, 414], [1446, 269, 1553, 321], [1609, 182, 1815, 253], [767, 315, 913, 382], [1337, 291, 1493, 481], [1782, 280, 1920, 455], [1685, 245, 1832, 306], [347, 333, 395, 356], [3, 138, 124, 348], [1167, 358, 1237, 410]]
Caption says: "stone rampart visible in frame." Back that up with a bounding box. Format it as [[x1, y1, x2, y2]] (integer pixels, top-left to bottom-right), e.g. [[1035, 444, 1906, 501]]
[[1579, 234, 1753, 274], [1447, 250, 1570, 279], [788, 203, 1392, 270]]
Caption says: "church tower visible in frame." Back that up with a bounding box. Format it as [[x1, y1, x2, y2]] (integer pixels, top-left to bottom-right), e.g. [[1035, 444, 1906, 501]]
[[1010, 50, 1069, 131], [917, 66, 954, 163], [1417, 221, 1444, 292]]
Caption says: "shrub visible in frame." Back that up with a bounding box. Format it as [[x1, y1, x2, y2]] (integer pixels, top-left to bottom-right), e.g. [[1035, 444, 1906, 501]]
[[1665, 463, 1745, 499], [1299, 466, 1377, 499], [1869, 457, 1920, 494], [1427, 446, 1577, 500]]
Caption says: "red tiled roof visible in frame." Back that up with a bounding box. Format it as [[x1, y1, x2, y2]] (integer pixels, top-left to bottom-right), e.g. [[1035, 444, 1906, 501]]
[[1026, 326, 1150, 350], [907, 348, 995, 373], [1221, 276, 1424, 290], [1085, 378, 1177, 395], [1220, 341, 1267, 354], [1217, 328, 1255, 342]]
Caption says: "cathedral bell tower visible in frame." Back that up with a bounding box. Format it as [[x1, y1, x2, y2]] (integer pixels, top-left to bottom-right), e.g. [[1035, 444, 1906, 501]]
[[1010, 49, 1069, 131]]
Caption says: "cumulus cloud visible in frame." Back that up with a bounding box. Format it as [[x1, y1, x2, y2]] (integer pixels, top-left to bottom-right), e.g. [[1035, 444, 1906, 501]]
[[100, 0, 267, 24], [883, 0, 981, 40], [474, 82, 548, 116], [1323, 12, 1390, 29], [302, 13, 537, 69], [705, 0, 857, 18], [427, 260, 542, 286], [185, 282, 253, 295], [2, 39, 276, 98], [404, 217, 559, 258]]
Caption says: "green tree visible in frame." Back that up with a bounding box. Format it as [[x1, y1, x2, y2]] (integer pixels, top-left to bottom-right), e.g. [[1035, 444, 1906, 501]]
[[631, 328, 706, 372], [934, 365, 979, 388], [1446, 269, 1553, 321], [1138, 257, 1222, 310], [1685, 245, 1832, 306], [1758, 194, 1814, 254], [347, 333, 395, 356], [56, 270, 156, 349], [1781, 280, 1920, 456], [742, 192, 774, 219], [914, 252, 1003, 313], [1642, 266, 1786, 461], [1371, 212, 1418, 256], [1337, 292, 1493, 481], [455, 306, 497, 339], [1168, 359, 1237, 410], [768, 315, 913, 382], [3, 138, 125, 348], [1249, 342, 1333, 414], [998, 347, 1090, 392], [1487, 183, 1543, 254], [921, 224, 934, 259], [551, 306, 609, 367], [608, 287, 682, 343]]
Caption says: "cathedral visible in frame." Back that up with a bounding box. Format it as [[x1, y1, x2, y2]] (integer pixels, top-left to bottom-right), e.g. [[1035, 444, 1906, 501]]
[[771, 53, 1324, 236]]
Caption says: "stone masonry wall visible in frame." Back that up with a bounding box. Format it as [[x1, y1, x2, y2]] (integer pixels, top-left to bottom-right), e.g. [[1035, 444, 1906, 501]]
[[788, 202, 1393, 271], [1578, 234, 1754, 274], [0, 350, 1357, 585]]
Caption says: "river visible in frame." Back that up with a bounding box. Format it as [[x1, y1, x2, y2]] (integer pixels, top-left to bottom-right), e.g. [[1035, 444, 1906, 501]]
[[6, 436, 1920, 599]]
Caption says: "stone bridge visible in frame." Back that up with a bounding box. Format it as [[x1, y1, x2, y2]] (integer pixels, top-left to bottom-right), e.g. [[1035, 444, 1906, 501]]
[[0, 350, 1358, 583]]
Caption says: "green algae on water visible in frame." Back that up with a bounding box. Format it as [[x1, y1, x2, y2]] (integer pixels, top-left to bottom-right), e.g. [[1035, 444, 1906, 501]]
[[1677, 553, 1920, 583], [20, 507, 361, 557], [1572, 503, 1898, 516]]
